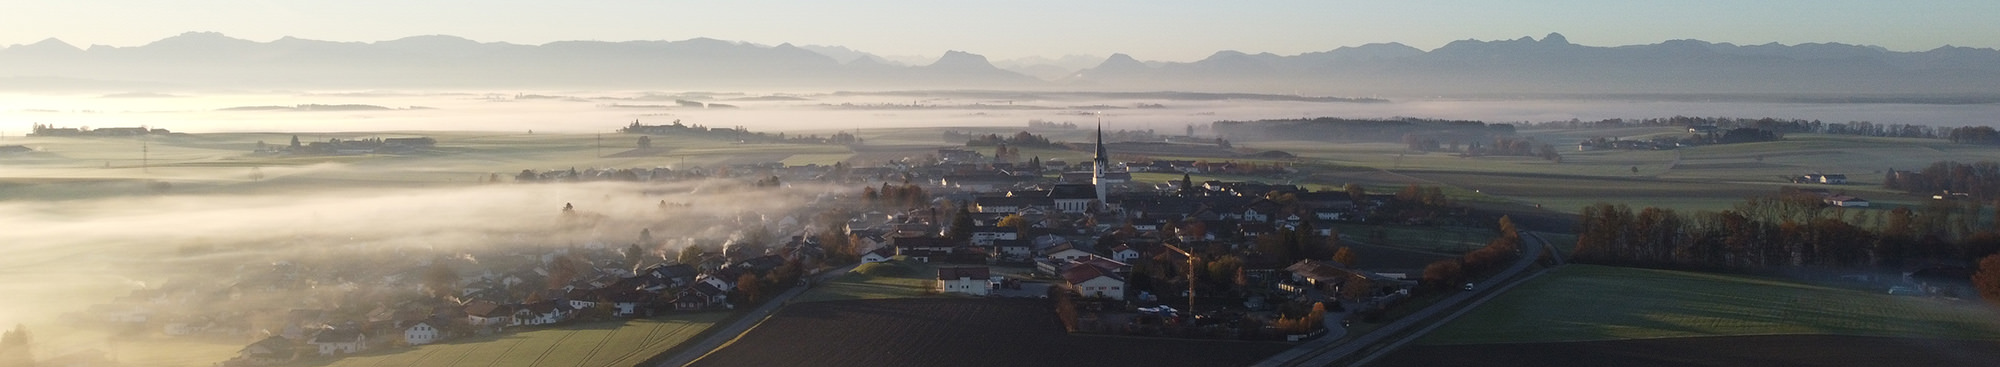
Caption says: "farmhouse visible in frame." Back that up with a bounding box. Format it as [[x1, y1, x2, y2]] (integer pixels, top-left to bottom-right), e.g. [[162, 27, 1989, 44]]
[[936, 266, 994, 296], [464, 300, 512, 327], [233, 336, 296, 365], [308, 327, 367, 356], [403, 320, 443, 346]]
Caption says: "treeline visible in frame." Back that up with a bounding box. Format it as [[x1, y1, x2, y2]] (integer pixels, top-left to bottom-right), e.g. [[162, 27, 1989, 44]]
[[1213, 117, 1509, 143], [1527, 116, 1988, 143], [945, 131, 1060, 147], [1886, 160, 2000, 200], [1574, 192, 1999, 270], [1946, 126, 2000, 145], [861, 183, 929, 209], [1406, 136, 1562, 161], [1421, 217, 1525, 290]]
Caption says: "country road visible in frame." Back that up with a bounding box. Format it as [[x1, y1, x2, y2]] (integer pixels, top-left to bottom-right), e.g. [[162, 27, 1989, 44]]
[[1252, 231, 1552, 367], [652, 263, 859, 367]]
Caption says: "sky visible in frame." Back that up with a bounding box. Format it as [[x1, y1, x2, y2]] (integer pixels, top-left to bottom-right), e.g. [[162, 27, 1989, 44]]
[[2, 0, 1996, 62]]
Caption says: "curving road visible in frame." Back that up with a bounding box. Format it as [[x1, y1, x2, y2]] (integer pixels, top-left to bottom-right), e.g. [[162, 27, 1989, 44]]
[[1252, 231, 1551, 367], [653, 263, 858, 367]]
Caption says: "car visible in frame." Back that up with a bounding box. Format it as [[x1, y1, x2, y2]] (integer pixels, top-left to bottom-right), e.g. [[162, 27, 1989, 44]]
[[1463, 282, 1476, 291]]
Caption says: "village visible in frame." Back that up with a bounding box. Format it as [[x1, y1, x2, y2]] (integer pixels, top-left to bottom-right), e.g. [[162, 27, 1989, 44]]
[[66, 125, 1496, 367]]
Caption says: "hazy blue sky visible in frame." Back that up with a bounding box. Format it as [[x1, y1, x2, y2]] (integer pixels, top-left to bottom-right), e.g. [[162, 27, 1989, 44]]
[[3, 0, 1994, 61]]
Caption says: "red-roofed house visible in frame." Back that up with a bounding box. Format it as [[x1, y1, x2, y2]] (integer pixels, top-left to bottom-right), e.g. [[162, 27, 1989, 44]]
[[1062, 264, 1126, 300]]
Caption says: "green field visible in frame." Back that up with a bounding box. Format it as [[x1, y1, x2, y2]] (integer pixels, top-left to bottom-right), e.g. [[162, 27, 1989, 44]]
[[790, 260, 949, 304], [1419, 265, 2000, 345], [311, 314, 725, 367]]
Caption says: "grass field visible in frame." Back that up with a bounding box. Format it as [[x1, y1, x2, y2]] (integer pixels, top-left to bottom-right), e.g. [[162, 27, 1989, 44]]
[[790, 259, 949, 304], [310, 314, 725, 367], [1418, 265, 2000, 345], [1372, 335, 2000, 367]]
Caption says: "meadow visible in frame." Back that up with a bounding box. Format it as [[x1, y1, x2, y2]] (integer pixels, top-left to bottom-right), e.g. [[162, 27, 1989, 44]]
[[312, 315, 724, 367], [1417, 265, 2000, 345]]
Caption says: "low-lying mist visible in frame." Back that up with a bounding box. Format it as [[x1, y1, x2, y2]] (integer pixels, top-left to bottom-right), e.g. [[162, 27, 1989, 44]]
[[0, 178, 848, 336]]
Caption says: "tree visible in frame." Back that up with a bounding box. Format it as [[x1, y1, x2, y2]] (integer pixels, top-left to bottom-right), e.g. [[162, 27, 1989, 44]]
[[1, 324, 30, 367], [546, 255, 581, 289], [1344, 183, 1367, 206], [735, 272, 762, 304], [626, 243, 649, 272], [1421, 259, 1465, 291], [1978, 254, 2000, 306], [996, 214, 1028, 232], [947, 205, 975, 242], [1332, 247, 1357, 267], [424, 263, 460, 298], [677, 245, 705, 265], [637, 135, 652, 149]]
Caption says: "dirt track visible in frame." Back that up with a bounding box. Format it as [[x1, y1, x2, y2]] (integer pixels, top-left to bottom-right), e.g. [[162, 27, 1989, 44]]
[[1368, 335, 2000, 367], [688, 298, 1290, 367]]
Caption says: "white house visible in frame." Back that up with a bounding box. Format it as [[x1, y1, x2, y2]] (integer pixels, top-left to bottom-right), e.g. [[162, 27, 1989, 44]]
[[936, 267, 993, 296], [1063, 264, 1126, 300], [403, 321, 441, 346], [515, 301, 571, 326], [308, 328, 367, 356], [860, 247, 896, 263], [1109, 244, 1142, 263], [1041, 244, 1094, 263]]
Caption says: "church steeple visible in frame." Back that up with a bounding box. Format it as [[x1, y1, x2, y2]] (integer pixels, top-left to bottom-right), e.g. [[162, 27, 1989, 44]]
[[1092, 116, 1109, 205]]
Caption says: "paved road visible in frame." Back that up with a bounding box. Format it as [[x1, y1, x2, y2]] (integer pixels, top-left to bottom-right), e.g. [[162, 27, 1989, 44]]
[[1252, 231, 1550, 367], [653, 263, 858, 367]]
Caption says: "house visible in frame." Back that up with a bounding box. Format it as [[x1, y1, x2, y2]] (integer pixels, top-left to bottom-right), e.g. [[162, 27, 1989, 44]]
[[860, 247, 896, 263], [463, 300, 512, 327], [1819, 174, 1848, 184], [991, 239, 1033, 262], [606, 289, 654, 317], [936, 267, 993, 296], [1109, 244, 1142, 263], [308, 328, 367, 356], [516, 301, 573, 326], [403, 320, 443, 346], [233, 336, 296, 365], [644, 263, 700, 288], [969, 226, 1018, 245], [1040, 243, 1094, 262], [674, 282, 731, 311], [1062, 264, 1127, 300], [1825, 195, 1871, 207]]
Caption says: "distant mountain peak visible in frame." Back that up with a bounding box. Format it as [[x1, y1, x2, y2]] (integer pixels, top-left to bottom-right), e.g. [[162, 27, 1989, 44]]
[[928, 50, 996, 69], [1542, 32, 1569, 45], [12, 38, 81, 52]]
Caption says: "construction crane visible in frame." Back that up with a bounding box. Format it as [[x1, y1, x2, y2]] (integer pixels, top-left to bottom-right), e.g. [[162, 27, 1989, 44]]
[[1161, 243, 1197, 324]]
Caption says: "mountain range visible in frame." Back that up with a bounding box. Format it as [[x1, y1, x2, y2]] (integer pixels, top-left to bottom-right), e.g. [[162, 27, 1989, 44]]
[[4, 32, 1999, 96]]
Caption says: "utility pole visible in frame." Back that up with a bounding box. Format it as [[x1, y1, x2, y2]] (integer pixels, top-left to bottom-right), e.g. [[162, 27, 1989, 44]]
[[142, 140, 149, 173], [595, 134, 602, 158]]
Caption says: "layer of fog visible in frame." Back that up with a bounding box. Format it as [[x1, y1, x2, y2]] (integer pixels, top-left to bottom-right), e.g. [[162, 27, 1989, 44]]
[[0, 177, 845, 338], [5, 91, 1999, 136]]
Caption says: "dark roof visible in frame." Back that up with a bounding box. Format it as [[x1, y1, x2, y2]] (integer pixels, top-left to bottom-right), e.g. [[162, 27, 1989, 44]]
[[1062, 263, 1123, 284], [1048, 184, 1098, 199], [463, 300, 507, 318], [310, 328, 364, 344], [937, 267, 992, 280], [648, 263, 699, 279], [892, 236, 956, 249]]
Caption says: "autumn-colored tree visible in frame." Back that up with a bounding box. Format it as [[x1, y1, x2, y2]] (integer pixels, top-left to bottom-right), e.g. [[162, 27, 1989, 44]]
[[1977, 254, 2000, 306], [1421, 259, 1465, 290], [735, 272, 762, 304], [1332, 247, 1357, 268], [424, 263, 460, 298]]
